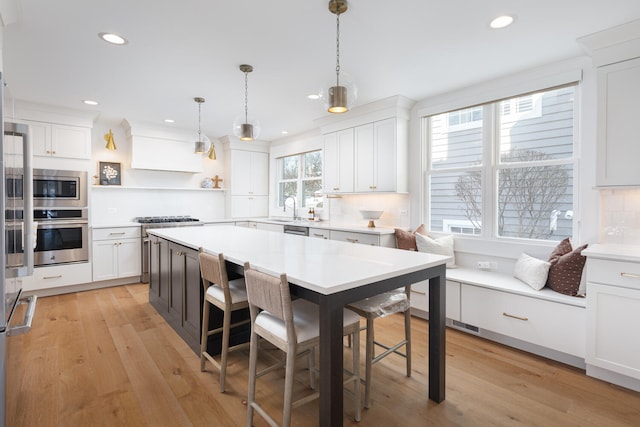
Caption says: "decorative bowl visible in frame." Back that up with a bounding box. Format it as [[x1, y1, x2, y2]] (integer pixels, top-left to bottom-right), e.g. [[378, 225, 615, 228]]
[[360, 210, 383, 228]]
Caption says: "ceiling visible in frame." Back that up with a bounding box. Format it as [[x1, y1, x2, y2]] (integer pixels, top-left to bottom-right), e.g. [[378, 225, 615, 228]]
[[3, 0, 640, 142]]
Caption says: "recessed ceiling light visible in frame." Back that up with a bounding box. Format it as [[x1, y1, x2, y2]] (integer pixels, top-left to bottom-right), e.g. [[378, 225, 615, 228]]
[[98, 32, 128, 45], [164, 119, 175, 123], [307, 94, 320, 100], [489, 15, 515, 29], [281, 130, 289, 135], [82, 100, 99, 106]]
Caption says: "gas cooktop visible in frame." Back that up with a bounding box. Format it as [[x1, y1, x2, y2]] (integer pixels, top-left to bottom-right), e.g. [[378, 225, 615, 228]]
[[134, 216, 200, 224]]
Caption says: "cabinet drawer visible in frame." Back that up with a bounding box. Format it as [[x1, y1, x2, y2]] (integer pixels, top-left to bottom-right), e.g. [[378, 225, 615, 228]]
[[93, 227, 141, 241], [586, 258, 640, 290], [330, 230, 379, 246], [410, 280, 460, 321], [309, 228, 330, 239], [461, 284, 585, 357]]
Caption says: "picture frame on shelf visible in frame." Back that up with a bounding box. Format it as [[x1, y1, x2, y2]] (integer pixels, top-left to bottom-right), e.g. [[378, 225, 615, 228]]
[[99, 161, 121, 186]]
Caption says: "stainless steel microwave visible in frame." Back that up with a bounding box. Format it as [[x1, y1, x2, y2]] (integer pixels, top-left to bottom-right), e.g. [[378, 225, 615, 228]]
[[7, 169, 88, 208]]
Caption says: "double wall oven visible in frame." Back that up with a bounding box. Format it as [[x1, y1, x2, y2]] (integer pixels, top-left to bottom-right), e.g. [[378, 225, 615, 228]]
[[6, 168, 89, 267]]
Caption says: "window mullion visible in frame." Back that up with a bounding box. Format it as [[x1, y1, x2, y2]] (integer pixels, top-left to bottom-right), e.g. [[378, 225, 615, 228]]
[[482, 103, 496, 238]]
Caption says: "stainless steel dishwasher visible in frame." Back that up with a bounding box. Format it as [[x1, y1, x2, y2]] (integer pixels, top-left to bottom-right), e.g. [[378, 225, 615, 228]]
[[283, 224, 309, 236]]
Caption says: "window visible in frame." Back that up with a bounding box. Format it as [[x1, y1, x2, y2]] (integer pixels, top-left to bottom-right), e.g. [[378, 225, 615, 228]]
[[426, 85, 577, 242], [277, 150, 323, 209]]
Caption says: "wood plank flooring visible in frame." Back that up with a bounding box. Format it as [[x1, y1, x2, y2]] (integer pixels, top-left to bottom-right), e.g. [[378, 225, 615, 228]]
[[6, 283, 640, 426]]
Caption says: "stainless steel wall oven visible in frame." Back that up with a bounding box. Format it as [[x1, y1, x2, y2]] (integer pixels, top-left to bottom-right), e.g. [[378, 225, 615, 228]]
[[33, 208, 89, 266]]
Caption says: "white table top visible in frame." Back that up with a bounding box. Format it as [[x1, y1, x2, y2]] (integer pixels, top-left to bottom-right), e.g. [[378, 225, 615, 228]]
[[148, 225, 449, 295]]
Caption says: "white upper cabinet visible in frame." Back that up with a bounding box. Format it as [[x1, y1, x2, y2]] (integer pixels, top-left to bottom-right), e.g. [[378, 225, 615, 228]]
[[596, 57, 640, 186], [323, 128, 354, 193], [354, 118, 405, 192], [13, 119, 91, 159], [230, 150, 268, 196], [319, 96, 412, 194]]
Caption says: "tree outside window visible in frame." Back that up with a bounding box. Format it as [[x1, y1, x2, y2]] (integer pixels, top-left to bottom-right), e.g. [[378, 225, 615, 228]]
[[278, 150, 323, 209]]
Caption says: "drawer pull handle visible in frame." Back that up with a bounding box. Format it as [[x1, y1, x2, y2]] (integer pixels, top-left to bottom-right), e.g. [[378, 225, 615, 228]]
[[346, 238, 359, 243], [621, 272, 640, 279], [502, 312, 528, 321], [313, 233, 325, 237], [109, 232, 126, 236], [44, 275, 62, 280], [153, 241, 161, 245], [411, 290, 427, 296]]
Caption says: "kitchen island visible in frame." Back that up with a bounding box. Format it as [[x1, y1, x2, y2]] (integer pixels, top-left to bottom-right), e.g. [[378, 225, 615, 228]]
[[147, 225, 449, 427]]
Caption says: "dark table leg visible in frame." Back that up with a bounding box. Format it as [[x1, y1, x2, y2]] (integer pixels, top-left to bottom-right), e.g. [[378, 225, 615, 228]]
[[428, 266, 446, 402], [318, 294, 345, 427]]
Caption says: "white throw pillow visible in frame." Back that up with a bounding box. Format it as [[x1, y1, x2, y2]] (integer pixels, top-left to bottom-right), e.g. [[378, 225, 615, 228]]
[[415, 233, 456, 268], [513, 253, 551, 291]]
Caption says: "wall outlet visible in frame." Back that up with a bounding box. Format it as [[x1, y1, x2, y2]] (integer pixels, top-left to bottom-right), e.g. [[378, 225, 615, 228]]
[[107, 207, 117, 214], [399, 209, 408, 216], [477, 261, 498, 270]]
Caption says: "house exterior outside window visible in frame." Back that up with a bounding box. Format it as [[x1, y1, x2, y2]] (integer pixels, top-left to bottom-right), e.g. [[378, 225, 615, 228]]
[[277, 150, 323, 209], [426, 85, 577, 242]]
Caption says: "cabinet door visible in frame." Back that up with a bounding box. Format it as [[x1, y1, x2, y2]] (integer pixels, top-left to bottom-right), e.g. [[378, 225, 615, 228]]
[[182, 247, 202, 341], [323, 129, 354, 193], [230, 195, 268, 218], [149, 237, 161, 305], [117, 238, 141, 278], [168, 243, 185, 326], [250, 151, 269, 196], [158, 238, 170, 309], [354, 123, 375, 192], [373, 118, 397, 192], [587, 282, 640, 379], [51, 124, 91, 159], [409, 280, 461, 321], [597, 57, 640, 186], [92, 240, 118, 281], [13, 119, 50, 157], [230, 150, 252, 195]]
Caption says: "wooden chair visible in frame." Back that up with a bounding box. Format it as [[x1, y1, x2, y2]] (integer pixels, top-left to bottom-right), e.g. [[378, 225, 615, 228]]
[[199, 249, 250, 392], [347, 286, 411, 408], [243, 261, 361, 427]]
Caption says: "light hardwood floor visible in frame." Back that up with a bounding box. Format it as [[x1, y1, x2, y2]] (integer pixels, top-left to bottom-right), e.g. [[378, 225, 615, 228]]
[[6, 283, 640, 426]]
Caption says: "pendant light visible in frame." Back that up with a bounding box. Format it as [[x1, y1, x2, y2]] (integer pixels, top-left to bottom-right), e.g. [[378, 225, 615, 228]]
[[194, 97, 206, 154], [104, 129, 116, 150], [233, 64, 260, 141], [320, 0, 357, 113]]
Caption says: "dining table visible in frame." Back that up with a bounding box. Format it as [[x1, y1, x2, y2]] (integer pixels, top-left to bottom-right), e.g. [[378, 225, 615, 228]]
[[147, 225, 449, 427]]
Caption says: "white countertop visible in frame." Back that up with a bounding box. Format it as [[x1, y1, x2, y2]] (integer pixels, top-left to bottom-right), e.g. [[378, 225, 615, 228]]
[[148, 225, 449, 295], [583, 244, 640, 263]]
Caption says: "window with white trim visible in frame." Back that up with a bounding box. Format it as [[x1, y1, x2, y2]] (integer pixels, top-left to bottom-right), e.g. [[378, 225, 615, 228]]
[[425, 85, 577, 241], [277, 150, 323, 209]]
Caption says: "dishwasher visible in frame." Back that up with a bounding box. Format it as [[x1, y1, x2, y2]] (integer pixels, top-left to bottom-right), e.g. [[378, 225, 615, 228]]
[[283, 224, 309, 236]]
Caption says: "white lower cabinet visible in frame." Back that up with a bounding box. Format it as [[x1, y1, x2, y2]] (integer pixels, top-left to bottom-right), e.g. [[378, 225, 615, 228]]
[[230, 195, 269, 218], [410, 280, 461, 321], [92, 227, 141, 282], [461, 284, 585, 358], [256, 222, 284, 233], [586, 258, 640, 389]]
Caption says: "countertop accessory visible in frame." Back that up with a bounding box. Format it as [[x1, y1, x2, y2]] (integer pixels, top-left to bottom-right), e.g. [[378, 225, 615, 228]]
[[360, 210, 383, 228], [194, 97, 206, 154], [320, 0, 357, 113], [233, 64, 260, 141]]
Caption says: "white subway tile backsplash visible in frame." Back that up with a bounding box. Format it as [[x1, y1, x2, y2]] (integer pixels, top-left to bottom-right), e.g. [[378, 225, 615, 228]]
[[600, 188, 640, 245]]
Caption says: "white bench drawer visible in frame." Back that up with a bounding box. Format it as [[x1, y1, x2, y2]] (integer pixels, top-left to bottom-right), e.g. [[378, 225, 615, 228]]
[[461, 284, 585, 357]]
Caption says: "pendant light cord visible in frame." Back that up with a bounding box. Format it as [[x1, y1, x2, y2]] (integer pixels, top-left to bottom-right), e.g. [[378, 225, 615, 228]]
[[244, 70, 249, 124], [197, 100, 202, 142], [335, 11, 341, 87]]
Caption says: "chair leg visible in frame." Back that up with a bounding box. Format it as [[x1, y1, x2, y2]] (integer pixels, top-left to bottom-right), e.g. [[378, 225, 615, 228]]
[[247, 329, 259, 427], [308, 348, 316, 390], [200, 299, 210, 372], [282, 346, 297, 427], [364, 315, 374, 409], [352, 328, 361, 422], [404, 308, 412, 377], [219, 307, 232, 392]]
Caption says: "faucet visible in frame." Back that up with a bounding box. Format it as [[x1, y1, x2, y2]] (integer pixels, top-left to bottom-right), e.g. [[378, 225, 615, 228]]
[[283, 195, 297, 220]]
